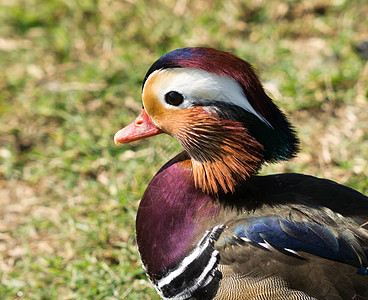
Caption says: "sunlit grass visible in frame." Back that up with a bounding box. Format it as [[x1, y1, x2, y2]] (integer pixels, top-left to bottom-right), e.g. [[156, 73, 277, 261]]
[[0, 0, 367, 299]]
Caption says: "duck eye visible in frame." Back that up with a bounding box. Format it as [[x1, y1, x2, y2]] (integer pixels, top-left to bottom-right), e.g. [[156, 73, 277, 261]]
[[164, 91, 184, 106]]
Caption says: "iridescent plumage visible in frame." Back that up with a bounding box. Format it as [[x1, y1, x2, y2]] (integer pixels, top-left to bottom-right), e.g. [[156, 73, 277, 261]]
[[115, 48, 368, 299]]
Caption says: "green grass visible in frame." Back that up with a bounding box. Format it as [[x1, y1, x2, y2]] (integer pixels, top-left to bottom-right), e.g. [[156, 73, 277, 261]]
[[0, 0, 367, 299]]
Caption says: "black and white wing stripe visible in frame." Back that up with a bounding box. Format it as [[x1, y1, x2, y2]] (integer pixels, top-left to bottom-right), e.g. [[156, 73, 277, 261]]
[[151, 225, 225, 300]]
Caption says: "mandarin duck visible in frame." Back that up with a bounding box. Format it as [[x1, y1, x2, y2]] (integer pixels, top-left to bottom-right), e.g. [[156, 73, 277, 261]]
[[114, 47, 368, 299]]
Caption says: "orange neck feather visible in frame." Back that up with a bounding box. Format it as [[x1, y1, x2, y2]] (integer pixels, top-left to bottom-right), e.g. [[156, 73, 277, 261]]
[[175, 108, 264, 195]]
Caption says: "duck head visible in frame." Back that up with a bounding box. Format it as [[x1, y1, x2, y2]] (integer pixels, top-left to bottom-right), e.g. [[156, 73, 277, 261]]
[[115, 47, 299, 195]]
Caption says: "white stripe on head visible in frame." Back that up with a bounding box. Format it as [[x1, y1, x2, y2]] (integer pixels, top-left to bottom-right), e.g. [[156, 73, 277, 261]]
[[143, 68, 271, 126]]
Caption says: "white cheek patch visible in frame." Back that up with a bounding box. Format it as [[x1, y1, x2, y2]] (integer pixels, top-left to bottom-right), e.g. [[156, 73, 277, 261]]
[[143, 68, 270, 126]]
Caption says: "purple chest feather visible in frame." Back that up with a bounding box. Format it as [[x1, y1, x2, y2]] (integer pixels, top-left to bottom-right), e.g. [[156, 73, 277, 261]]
[[136, 154, 220, 277]]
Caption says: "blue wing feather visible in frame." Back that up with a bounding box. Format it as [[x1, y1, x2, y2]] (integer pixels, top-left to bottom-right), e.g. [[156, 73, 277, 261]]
[[232, 215, 365, 267]]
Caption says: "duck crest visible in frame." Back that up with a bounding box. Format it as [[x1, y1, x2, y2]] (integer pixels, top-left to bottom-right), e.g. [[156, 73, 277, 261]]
[[144, 48, 293, 126]]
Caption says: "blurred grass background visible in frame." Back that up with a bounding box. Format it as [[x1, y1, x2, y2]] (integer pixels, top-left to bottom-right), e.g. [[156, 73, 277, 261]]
[[0, 0, 367, 299]]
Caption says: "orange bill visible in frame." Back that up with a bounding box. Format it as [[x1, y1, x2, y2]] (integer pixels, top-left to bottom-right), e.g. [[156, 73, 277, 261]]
[[114, 109, 163, 145]]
